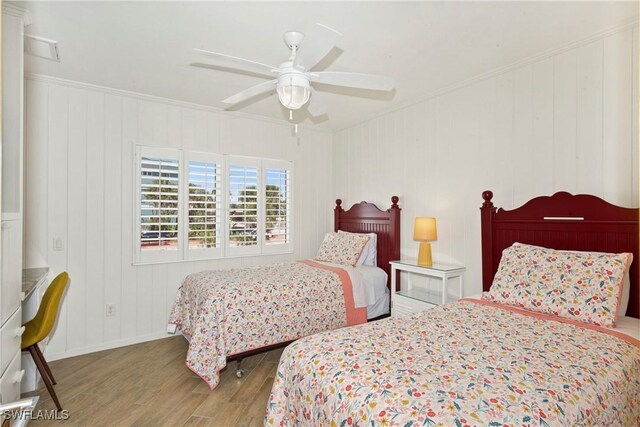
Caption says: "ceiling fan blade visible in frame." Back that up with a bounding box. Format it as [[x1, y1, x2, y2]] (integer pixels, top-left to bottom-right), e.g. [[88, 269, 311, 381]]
[[307, 88, 327, 117], [222, 79, 278, 105], [311, 71, 395, 92], [293, 23, 342, 70], [193, 48, 277, 77]]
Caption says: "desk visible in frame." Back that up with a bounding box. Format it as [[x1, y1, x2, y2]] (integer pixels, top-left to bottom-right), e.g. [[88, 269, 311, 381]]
[[22, 268, 49, 302]]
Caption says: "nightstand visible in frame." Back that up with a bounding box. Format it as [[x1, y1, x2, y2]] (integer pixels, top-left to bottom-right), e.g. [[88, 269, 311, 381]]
[[390, 260, 465, 317]]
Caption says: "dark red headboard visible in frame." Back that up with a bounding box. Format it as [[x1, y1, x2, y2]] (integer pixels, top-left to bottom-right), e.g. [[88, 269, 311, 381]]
[[480, 190, 639, 319], [334, 196, 401, 291]]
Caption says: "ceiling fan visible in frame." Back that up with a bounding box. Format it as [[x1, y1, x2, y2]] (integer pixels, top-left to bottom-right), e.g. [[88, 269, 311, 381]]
[[191, 23, 395, 118]]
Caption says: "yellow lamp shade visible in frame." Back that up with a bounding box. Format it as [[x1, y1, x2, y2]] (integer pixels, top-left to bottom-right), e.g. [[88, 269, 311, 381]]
[[414, 217, 437, 266], [413, 217, 437, 242]]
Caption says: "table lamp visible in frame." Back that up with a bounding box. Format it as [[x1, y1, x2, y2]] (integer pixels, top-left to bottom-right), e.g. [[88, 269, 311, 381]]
[[413, 217, 437, 266]]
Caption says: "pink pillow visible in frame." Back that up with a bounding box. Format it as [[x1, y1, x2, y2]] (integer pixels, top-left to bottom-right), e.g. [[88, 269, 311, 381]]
[[487, 243, 632, 327], [315, 232, 370, 267]]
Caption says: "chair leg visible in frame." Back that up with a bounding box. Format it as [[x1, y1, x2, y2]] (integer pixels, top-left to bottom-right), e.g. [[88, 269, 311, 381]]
[[27, 345, 53, 387], [33, 344, 56, 385], [28, 346, 62, 411]]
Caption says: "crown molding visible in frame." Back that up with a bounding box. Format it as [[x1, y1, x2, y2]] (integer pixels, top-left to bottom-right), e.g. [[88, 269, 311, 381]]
[[334, 17, 639, 133], [25, 74, 333, 134], [2, 2, 32, 26]]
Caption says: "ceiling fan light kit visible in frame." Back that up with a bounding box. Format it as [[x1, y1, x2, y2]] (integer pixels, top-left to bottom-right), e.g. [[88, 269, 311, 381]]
[[192, 23, 395, 121], [277, 73, 311, 110]]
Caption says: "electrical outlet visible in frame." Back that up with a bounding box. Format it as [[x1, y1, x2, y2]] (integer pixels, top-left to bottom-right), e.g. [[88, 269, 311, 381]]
[[105, 304, 116, 317]]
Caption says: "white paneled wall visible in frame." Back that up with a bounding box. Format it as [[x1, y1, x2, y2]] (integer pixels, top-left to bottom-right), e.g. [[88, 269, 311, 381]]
[[24, 78, 333, 359], [334, 26, 639, 297]]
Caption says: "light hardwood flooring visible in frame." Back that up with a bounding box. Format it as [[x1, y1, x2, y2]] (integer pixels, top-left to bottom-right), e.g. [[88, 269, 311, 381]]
[[25, 336, 283, 426]]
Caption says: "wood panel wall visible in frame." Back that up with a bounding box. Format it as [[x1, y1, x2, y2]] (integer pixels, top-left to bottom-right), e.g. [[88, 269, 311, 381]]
[[24, 78, 334, 360], [333, 26, 639, 298]]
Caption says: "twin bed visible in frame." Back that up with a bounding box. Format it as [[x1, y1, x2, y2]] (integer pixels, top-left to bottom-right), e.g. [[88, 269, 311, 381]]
[[168, 197, 400, 387], [264, 191, 639, 426], [168, 190, 639, 426]]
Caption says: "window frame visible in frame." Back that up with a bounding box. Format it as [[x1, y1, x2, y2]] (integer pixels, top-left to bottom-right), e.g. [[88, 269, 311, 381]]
[[133, 146, 293, 264]]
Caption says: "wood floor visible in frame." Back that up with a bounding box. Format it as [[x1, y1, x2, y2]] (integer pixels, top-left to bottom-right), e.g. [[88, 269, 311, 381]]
[[26, 336, 283, 426]]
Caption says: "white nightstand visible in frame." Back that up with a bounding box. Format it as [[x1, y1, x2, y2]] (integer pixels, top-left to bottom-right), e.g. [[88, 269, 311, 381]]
[[390, 260, 466, 317]]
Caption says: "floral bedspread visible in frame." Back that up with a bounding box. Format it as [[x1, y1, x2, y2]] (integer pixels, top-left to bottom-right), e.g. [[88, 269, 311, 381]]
[[266, 300, 640, 426], [168, 260, 365, 389]]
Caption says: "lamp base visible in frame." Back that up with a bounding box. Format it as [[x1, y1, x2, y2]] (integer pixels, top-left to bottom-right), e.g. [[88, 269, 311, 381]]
[[417, 242, 433, 266]]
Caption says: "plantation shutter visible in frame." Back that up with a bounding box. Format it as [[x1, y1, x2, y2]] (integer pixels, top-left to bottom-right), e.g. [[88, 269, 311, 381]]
[[135, 147, 293, 263], [263, 160, 293, 254], [227, 156, 261, 256], [185, 152, 224, 259], [136, 146, 181, 263]]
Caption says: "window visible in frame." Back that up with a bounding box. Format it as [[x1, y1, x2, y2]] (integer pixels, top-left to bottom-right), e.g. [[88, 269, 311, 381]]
[[185, 151, 223, 260], [228, 158, 260, 256], [263, 160, 292, 253], [137, 147, 182, 263], [134, 146, 292, 263]]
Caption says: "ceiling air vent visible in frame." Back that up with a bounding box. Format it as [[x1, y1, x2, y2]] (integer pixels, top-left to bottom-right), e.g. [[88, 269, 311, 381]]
[[24, 35, 60, 61]]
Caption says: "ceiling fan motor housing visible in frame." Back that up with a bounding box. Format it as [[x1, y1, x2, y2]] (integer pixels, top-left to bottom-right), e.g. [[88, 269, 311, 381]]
[[283, 31, 305, 50]]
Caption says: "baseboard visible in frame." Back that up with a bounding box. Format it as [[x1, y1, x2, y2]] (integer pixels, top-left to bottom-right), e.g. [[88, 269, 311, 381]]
[[44, 331, 183, 361]]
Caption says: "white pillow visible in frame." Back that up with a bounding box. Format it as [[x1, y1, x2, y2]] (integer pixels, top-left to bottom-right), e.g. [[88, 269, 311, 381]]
[[339, 231, 377, 266], [619, 268, 631, 317]]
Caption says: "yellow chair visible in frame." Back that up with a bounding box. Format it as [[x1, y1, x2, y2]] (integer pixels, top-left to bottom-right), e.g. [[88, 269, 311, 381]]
[[21, 272, 69, 411]]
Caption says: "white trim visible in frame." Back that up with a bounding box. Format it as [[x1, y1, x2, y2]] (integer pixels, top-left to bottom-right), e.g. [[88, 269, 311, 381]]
[[25, 74, 333, 133], [44, 332, 175, 362], [334, 18, 640, 132], [2, 4, 32, 26], [130, 250, 294, 266]]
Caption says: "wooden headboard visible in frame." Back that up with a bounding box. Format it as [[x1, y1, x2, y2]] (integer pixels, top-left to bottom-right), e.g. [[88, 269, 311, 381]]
[[480, 190, 639, 319], [334, 196, 401, 291]]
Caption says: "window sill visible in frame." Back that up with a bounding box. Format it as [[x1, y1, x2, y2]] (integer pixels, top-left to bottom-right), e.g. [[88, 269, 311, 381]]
[[132, 249, 295, 266]]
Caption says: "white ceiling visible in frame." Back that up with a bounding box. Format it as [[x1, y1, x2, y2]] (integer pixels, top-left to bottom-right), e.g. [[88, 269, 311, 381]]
[[21, 1, 638, 130]]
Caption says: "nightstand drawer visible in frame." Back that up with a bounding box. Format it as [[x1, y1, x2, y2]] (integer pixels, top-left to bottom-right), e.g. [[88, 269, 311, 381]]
[[392, 294, 435, 317]]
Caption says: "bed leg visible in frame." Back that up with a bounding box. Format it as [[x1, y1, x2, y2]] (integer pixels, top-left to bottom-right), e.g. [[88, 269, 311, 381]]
[[235, 359, 244, 378]]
